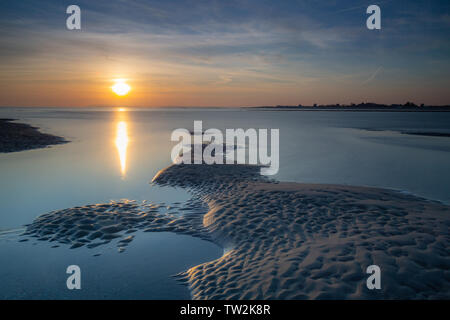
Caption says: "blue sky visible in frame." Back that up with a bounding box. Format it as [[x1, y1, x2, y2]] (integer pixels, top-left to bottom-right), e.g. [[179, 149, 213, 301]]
[[0, 0, 449, 106]]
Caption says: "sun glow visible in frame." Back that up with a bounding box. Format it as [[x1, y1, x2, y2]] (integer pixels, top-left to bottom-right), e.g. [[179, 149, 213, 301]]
[[112, 79, 131, 96]]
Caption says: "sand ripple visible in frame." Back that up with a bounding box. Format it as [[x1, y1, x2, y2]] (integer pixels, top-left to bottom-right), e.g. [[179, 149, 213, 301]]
[[153, 164, 450, 299], [22, 198, 212, 252], [21, 163, 450, 299]]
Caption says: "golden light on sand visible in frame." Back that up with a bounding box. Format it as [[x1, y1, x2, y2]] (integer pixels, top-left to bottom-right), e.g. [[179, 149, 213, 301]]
[[115, 121, 129, 176], [112, 79, 131, 96]]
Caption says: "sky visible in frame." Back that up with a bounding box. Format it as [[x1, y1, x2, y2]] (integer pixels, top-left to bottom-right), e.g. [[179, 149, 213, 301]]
[[0, 0, 449, 107]]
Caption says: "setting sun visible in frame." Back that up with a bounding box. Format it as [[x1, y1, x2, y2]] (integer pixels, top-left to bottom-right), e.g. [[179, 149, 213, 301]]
[[111, 79, 131, 96]]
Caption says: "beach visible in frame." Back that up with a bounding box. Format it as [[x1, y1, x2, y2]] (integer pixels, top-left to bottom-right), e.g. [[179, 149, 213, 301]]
[[0, 108, 449, 300], [1, 0, 449, 309], [16, 161, 450, 299], [153, 163, 450, 299]]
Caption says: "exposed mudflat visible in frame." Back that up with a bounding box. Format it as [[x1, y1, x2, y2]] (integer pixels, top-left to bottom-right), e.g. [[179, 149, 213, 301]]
[[0, 119, 67, 153], [21, 163, 450, 299]]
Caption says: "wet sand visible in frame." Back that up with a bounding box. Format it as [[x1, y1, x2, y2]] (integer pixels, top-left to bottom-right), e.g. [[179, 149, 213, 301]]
[[21, 162, 450, 299], [153, 164, 450, 299], [0, 119, 67, 153]]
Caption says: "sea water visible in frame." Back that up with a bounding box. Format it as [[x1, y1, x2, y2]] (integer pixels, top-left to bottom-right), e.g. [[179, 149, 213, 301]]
[[0, 107, 449, 298]]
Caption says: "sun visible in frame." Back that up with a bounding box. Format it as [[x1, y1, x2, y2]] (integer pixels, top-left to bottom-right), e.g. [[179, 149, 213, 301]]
[[111, 79, 131, 96]]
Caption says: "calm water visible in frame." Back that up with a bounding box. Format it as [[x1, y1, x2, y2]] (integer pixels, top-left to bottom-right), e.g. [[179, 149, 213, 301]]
[[0, 108, 449, 228], [0, 231, 221, 299], [0, 107, 449, 298]]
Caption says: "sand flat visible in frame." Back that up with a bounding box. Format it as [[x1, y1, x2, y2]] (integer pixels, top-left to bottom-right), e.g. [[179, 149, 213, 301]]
[[152, 164, 450, 299], [21, 163, 450, 299], [0, 118, 68, 153]]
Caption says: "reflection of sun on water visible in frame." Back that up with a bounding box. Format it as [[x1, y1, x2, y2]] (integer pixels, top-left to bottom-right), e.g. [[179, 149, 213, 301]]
[[116, 121, 129, 176], [115, 117, 129, 177]]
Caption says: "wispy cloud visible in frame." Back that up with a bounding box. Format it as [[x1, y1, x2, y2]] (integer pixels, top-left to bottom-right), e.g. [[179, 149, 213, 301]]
[[0, 0, 449, 106]]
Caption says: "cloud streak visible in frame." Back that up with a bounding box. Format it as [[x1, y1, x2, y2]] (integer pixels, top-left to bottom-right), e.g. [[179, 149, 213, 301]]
[[0, 0, 449, 106]]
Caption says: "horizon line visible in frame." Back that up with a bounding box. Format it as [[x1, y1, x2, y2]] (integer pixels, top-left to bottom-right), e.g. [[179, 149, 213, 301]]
[[1, 103, 450, 109]]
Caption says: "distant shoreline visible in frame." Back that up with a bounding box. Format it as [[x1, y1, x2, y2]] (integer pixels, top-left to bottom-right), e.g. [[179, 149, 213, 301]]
[[250, 103, 450, 112], [0, 119, 68, 153], [1, 104, 450, 110]]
